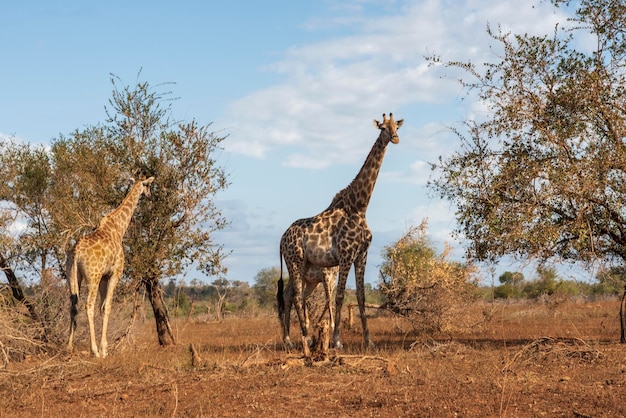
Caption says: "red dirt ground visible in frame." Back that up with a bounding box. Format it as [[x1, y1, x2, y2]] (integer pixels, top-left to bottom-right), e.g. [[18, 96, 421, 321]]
[[1, 299, 625, 417]]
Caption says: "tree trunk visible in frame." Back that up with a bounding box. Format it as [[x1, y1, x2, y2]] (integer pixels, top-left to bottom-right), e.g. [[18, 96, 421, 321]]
[[0, 254, 47, 341], [144, 277, 176, 346], [619, 286, 626, 344], [216, 293, 226, 321]]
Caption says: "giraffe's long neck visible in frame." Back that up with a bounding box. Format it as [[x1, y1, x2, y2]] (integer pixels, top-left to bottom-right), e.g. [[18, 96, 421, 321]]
[[328, 133, 388, 214], [98, 182, 145, 241]]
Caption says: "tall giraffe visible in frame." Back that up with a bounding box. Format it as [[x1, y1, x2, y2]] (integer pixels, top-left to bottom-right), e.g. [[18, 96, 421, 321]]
[[67, 176, 154, 358], [277, 264, 337, 350], [279, 113, 403, 352]]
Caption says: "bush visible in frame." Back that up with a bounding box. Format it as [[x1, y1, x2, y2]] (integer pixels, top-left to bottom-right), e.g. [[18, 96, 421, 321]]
[[378, 221, 480, 333]]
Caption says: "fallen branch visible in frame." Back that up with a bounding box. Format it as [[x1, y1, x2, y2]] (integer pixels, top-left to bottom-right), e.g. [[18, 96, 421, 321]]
[[346, 303, 382, 328]]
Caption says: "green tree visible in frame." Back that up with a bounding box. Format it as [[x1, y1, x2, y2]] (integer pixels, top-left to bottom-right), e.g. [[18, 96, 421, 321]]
[[253, 267, 281, 308], [428, 0, 626, 269], [493, 271, 525, 299], [0, 140, 60, 338], [523, 266, 560, 299], [493, 283, 516, 300], [0, 76, 230, 348], [499, 271, 524, 287], [211, 278, 229, 320], [593, 267, 626, 295]]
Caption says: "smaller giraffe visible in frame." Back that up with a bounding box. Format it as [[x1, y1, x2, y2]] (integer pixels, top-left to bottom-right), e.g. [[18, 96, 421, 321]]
[[67, 176, 154, 358], [277, 264, 337, 351]]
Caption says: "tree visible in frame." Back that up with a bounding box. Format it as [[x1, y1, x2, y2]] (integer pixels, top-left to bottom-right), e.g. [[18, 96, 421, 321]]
[[523, 266, 561, 299], [594, 267, 626, 295], [95, 77, 229, 345], [428, 0, 626, 270], [0, 75, 230, 348], [378, 220, 479, 333], [493, 271, 525, 299], [253, 267, 280, 308], [0, 140, 60, 340], [212, 278, 229, 321], [499, 271, 524, 288]]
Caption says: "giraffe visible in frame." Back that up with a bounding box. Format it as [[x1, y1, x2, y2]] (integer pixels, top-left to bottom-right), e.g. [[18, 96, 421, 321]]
[[66, 176, 154, 358], [277, 264, 337, 350], [279, 113, 403, 352]]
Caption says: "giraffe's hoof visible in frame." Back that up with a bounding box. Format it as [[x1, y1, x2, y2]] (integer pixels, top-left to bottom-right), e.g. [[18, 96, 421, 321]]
[[283, 337, 295, 350]]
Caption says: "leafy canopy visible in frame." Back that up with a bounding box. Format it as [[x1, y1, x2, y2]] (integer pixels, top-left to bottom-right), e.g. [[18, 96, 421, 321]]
[[429, 0, 626, 266]]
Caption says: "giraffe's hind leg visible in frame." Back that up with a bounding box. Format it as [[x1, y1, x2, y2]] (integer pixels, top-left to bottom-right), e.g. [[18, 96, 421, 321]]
[[85, 280, 101, 358], [332, 263, 352, 350], [280, 280, 295, 349]]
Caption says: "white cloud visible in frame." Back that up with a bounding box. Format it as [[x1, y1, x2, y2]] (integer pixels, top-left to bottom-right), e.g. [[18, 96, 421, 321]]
[[222, 0, 564, 170], [213, 198, 285, 281], [215, 0, 579, 283]]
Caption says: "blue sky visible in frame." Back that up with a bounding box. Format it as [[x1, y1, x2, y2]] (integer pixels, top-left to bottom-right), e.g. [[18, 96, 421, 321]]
[[1, 1, 585, 285]]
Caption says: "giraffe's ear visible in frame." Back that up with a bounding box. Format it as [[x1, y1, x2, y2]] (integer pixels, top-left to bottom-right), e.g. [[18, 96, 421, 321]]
[[144, 177, 155, 185], [373, 119, 382, 129], [396, 119, 404, 128]]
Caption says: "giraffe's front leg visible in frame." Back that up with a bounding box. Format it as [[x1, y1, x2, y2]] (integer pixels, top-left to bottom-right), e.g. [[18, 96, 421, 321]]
[[332, 263, 352, 350], [355, 251, 374, 350]]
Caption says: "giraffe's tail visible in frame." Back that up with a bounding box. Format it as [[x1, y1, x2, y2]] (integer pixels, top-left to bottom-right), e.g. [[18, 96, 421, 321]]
[[277, 249, 285, 319], [66, 247, 79, 347]]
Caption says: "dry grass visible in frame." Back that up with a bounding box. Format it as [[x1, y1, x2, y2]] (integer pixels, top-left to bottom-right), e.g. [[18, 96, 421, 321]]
[[1, 299, 625, 417]]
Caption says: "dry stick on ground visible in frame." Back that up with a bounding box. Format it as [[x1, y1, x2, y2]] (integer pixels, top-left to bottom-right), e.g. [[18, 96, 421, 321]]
[[0, 354, 87, 376], [171, 381, 179, 418], [339, 355, 390, 366], [240, 342, 278, 368], [501, 337, 602, 374], [0, 339, 9, 367]]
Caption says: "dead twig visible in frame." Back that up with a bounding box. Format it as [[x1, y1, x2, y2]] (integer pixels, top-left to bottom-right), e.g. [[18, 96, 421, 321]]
[[189, 343, 202, 367], [502, 337, 603, 374]]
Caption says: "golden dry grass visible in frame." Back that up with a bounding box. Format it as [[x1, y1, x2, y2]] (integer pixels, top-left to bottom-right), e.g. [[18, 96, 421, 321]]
[[1, 299, 625, 417]]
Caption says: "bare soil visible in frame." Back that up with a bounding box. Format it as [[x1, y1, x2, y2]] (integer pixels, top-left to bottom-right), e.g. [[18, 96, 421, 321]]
[[1, 299, 625, 417]]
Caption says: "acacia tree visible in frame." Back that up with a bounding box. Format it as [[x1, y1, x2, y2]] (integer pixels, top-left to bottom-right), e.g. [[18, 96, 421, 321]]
[[253, 267, 281, 308], [429, 0, 626, 269], [74, 77, 229, 345], [0, 141, 57, 337], [0, 77, 229, 348]]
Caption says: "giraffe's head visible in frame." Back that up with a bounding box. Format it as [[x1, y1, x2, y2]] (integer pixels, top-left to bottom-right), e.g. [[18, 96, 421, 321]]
[[138, 176, 155, 197], [373, 113, 404, 144]]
